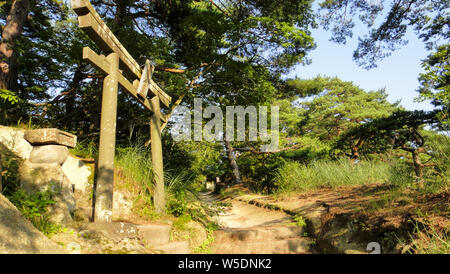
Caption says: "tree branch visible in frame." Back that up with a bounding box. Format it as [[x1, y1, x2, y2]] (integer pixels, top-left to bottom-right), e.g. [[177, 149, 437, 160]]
[[235, 143, 305, 155], [208, 0, 230, 16]]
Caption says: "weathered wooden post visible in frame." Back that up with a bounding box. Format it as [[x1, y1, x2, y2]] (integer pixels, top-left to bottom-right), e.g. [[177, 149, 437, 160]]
[[95, 52, 119, 222], [150, 96, 165, 213]]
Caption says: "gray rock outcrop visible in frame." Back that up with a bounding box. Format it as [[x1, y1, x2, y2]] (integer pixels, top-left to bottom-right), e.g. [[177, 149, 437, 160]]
[[18, 160, 75, 224], [0, 193, 66, 254], [0, 126, 33, 159]]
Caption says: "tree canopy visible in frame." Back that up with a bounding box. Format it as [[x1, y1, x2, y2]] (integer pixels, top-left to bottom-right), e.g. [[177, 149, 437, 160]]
[[0, 0, 448, 192], [318, 0, 449, 69]]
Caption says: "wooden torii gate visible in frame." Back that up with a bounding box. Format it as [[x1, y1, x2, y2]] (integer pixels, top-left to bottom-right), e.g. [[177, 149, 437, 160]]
[[71, 0, 173, 222]]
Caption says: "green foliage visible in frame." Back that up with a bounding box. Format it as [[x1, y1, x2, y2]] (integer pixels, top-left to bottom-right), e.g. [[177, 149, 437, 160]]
[[113, 143, 156, 220], [8, 189, 54, 218], [273, 146, 449, 195], [237, 153, 286, 193], [417, 44, 449, 125], [163, 135, 223, 184], [114, 140, 221, 222], [293, 214, 307, 228], [418, 45, 450, 106], [0, 1, 88, 125], [318, 0, 449, 69], [281, 136, 331, 163], [422, 132, 450, 189], [7, 189, 61, 236], [1, 0, 318, 137], [284, 78, 328, 98], [0, 89, 19, 125], [0, 151, 21, 196], [165, 169, 194, 193], [0, 89, 18, 104], [298, 76, 398, 143], [167, 190, 188, 217], [335, 110, 440, 159], [235, 76, 399, 192], [172, 214, 192, 231]]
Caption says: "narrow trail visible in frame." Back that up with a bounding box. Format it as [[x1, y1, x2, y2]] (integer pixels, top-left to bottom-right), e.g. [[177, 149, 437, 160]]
[[199, 192, 312, 254]]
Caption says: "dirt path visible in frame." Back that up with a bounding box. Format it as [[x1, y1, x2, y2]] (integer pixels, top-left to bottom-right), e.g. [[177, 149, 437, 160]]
[[217, 199, 293, 229], [200, 192, 292, 229], [199, 192, 311, 254]]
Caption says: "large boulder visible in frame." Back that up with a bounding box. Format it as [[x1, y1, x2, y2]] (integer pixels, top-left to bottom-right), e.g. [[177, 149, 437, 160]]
[[0, 193, 65, 254], [29, 145, 69, 165], [19, 161, 65, 193], [61, 155, 92, 194], [19, 160, 75, 224], [61, 155, 93, 221], [0, 126, 33, 159]]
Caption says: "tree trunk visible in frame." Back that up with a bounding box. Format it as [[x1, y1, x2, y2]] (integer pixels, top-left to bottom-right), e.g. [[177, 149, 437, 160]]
[[0, 0, 31, 91], [350, 138, 365, 161], [411, 149, 425, 188], [224, 139, 241, 185], [114, 0, 128, 26], [350, 145, 359, 161]]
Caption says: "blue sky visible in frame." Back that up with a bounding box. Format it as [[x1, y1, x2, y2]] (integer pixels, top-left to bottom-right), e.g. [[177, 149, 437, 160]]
[[287, 26, 434, 111]]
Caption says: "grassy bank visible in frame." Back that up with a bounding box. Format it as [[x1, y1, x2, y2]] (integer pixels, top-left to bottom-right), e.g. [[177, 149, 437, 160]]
[[272, 158, 448, 195]]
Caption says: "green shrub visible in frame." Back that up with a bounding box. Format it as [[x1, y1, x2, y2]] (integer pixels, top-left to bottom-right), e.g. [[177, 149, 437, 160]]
[[293, 214, 307, 228], [8, 189, 61, 236], [237, 153, 286, 193], [167, 190, 187, 217], [165, 169, 194, 194], [1, 152, 60, 236], [0, 151, 21, 195], [172, 214, 192, 230]]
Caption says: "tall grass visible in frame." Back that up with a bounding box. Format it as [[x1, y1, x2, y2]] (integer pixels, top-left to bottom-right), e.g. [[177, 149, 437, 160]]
[[115, 144, 153, 195], [402, 220, 450, 254], [272, 152, 449, 195], [69, 139, 98, 159], [426, 133, 450, 190], [273, 158, 391, 193], [115, 144, 203, 219], [165, 169, 195, 194]]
